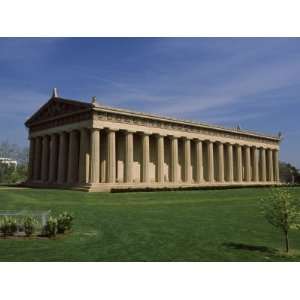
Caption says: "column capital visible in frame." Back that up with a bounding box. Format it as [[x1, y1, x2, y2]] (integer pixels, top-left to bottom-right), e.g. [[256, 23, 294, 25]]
[[125, 129, 136, 134], [226, 142, 233, 146], [91, 125, 104, 130], [169, 135, 179, 140], [50, 132, 59, 137], [79, 127, 89, 133], [193, 138, 202, 142], [91, 127, 101, 132], [140, 131, 151, 136], [106, 128, 117, 132], [154, 133, 167, 137]]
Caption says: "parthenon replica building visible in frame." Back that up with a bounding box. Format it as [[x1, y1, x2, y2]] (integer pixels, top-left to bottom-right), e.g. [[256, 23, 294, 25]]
[[25, 89, 281, 192]]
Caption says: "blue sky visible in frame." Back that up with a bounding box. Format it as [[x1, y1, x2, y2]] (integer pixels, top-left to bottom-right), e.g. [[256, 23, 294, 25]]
[[0, 38, 299, 167]]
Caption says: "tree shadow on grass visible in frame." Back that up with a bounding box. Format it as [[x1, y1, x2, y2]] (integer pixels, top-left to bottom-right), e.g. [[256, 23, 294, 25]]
[[222, 242, 277, 254]]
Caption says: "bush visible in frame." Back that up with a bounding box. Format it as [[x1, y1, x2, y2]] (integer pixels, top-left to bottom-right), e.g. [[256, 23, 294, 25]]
[[261, 188, 300, 252], [57, 212, 74, 234], [42, 216, 57, 237], [0, 216, 18, 236], [23, 216, 37, 237]]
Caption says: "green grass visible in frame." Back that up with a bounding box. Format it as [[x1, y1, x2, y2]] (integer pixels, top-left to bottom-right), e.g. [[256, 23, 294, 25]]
[[0, 186, 300, 261]]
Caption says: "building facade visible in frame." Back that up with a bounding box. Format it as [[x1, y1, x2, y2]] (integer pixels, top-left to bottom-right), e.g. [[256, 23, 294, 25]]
[[0, 158, 18, 168], [25, 91, 281, 192]]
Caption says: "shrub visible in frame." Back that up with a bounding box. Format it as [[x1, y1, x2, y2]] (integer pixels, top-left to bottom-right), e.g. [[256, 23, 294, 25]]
[[23, 216, 37, 237], [57, 212, 74, 234], [0, 216, 18, 236], [261, 188, 300, 252], [42, 216, 57, 237]]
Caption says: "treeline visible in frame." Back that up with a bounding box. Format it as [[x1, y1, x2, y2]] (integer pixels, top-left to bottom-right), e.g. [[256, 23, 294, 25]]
[[0, 141, 28, 184], [0, 164, 27, 184], [0, 141, 28, 165], [279, 161, 300, 184]]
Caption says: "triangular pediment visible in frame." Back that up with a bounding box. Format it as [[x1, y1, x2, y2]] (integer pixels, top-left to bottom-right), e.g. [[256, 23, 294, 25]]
[[26, 97, 92, 126]]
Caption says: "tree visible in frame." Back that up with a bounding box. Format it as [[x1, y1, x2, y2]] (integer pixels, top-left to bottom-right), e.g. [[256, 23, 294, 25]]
[[0, 141, 28, 165], [261, 188, 300, 253], [0, 141, 28, 184], [0, 163, 28, 184], [279, 161, 300, 184]]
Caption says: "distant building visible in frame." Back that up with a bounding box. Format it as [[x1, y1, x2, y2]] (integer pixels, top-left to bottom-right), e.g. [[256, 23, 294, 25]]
[[0, 157, 18, 167]]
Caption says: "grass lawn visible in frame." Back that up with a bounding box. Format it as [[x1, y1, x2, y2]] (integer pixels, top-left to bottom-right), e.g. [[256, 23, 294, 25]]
[[0, 186, 300, 261]]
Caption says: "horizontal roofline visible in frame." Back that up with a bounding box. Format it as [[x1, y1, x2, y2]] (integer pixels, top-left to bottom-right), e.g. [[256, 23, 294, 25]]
[[92, 102, 280, 142], [26, 95, 281, 142]]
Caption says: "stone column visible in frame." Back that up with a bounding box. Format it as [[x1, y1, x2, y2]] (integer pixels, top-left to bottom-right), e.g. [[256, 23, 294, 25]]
[[48, 134, 59, 183], [195, 139, 203, 183], [41, 135, 50, 182], [125, 131, 134, 183], [245, 146, 251, 182], [28, 138, 35, 181], [142, 133, 150, 183], [260, 148, 267, 182], [79, 128, 90, 184], [157, 135, 164, 183], [236, 144, 243, 182], [267, 149, 274, 182], [90, 128, 100, 184], [184, 138, 192, 182], [207, 141, 214, 182], [100, 133, 107, 183], [217, 142, 224, 182], [107, 129, 116, 183], [252, 147, 259, 182], [226, 144, 234, 182], [170, 136, 178, 182], [273, 149, 280, 182], [57, 132, 68, 184], [67, 130, 80, 184], [33, 137, 42, 180]]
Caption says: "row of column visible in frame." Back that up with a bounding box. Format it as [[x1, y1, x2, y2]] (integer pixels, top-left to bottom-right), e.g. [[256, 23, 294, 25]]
[[28, 128, 280, 185]]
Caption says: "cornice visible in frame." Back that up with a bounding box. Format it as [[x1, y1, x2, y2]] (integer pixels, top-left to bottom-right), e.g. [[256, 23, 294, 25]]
[[92, 105, 280, 144]]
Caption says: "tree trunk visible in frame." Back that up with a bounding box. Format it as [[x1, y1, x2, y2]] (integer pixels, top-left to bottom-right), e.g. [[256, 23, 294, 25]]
[[284, 231, 289, 253]]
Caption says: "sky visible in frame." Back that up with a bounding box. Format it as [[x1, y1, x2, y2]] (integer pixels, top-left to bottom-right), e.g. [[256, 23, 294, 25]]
[[0, 37, 299, 167]]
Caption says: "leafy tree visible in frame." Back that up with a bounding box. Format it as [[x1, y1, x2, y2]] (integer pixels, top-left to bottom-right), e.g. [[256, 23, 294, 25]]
[[261, 188, 300, 253], [0, 140, 28, 165], [0, 164, 27, 184], [0, 140, 28, 184], [279, 161, 300, 184]]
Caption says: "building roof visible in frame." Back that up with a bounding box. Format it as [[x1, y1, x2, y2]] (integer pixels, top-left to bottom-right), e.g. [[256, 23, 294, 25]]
[[25, 94, 281, 142]]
